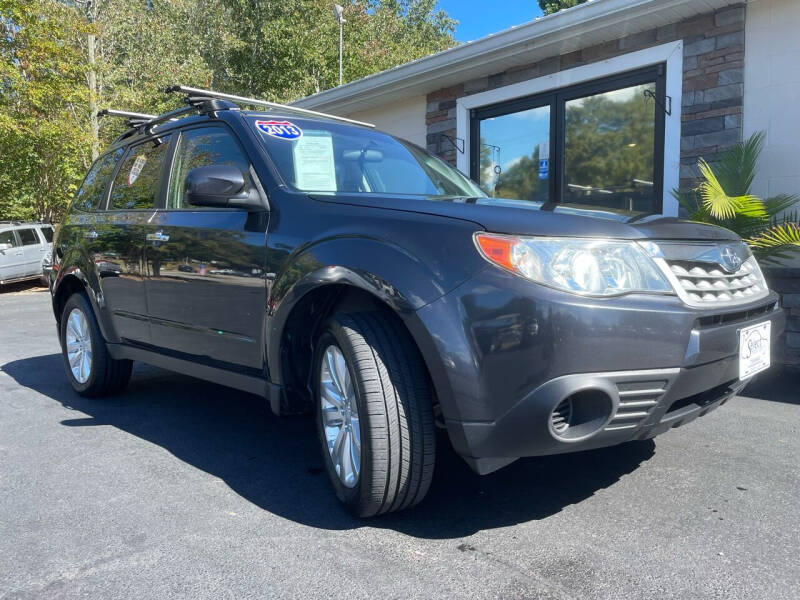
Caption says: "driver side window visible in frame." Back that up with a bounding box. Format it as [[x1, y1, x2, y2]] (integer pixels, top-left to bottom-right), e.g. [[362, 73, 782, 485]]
[[167, 127, 253, 209]]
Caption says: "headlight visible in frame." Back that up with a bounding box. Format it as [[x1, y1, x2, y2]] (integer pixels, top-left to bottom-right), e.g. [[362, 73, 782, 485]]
[[474, 233, 672, 297]]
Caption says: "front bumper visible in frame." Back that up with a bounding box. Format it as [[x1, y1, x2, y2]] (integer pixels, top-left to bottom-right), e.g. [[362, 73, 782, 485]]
[[409, 266, 786, 474]]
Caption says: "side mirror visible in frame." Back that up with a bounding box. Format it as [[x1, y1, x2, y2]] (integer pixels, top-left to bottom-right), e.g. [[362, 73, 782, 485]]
[[0, 243, 11, 253], [184, 165, 265, 211]]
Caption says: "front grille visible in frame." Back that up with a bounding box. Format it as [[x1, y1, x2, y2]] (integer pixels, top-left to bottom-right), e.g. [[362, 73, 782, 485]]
[[650, 241, 770, 308], [667, 258, 764, 304], [695, 301, 776, 329], [605, 378, 669, 432]]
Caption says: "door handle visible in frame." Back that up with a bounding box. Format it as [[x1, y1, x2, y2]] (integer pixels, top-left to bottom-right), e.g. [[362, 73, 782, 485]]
[[84, 230, 99, 240], [146, 231, 170, 243]]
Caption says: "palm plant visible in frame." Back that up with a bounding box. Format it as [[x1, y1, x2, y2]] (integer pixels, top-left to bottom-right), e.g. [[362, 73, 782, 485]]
[[674, 131, 800, 260]]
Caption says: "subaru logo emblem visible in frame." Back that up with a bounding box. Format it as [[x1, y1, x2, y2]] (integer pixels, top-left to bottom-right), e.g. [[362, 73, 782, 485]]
[[720, 245, 743, 273]]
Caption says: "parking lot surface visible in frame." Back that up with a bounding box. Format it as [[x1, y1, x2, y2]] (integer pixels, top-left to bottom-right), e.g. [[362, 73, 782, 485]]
[[1, 287, 798, 599]]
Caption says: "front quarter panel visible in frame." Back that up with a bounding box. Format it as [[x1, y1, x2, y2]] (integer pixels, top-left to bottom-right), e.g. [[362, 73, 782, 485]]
[[264, 191, 486, 384]]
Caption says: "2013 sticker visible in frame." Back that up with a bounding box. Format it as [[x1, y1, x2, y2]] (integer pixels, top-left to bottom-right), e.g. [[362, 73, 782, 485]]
[[255, 120, 303, 140]]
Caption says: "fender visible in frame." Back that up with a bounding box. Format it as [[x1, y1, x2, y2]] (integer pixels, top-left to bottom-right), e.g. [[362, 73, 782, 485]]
[[265, 233, 483, 390], [52, 241, 123, 345]]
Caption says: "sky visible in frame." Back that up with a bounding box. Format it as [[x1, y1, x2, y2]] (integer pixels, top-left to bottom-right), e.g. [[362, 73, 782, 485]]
[[436, 1, 544, 42]]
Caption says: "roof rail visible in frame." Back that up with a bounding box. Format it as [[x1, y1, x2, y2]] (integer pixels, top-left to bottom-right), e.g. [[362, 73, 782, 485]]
[[98, 108, 157, 127], [165, 85, 375, 128]]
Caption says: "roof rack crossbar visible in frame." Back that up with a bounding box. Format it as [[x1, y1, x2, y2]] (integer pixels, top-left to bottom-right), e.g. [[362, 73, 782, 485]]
[[98, 108, 158, 127], [165, 85, 375, 128]]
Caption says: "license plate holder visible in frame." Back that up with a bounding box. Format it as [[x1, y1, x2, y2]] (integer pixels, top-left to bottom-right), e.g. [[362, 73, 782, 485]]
[[739, 321, 771, 380]]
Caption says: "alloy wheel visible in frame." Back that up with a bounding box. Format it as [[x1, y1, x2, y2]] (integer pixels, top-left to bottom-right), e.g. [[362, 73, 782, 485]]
[[319, 345, 361, 488], [65, 308, 93, 384]]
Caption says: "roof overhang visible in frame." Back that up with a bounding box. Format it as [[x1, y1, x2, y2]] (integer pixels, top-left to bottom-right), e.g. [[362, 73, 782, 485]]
[[293, 0, 739, 114]]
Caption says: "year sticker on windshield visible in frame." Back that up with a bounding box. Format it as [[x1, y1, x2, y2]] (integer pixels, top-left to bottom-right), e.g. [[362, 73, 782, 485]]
[[255, 120, 303, 140]]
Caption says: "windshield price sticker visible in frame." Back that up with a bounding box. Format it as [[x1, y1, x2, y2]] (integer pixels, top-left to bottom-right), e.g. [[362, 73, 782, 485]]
[[293, 131, 337, 191], [255, 120, 303, 140]]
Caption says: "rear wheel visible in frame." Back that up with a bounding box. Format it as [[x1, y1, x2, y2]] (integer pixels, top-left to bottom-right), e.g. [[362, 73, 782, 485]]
[[60, 293, 132, 397], [314, 312, 436, 517]]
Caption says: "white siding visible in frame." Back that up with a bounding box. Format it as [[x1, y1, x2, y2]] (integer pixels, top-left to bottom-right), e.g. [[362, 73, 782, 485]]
[[744, 0, 800, 199], [344, 95, 427, 146]]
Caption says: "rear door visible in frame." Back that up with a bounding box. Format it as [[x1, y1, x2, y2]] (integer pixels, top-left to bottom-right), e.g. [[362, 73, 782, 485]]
[[102, 134, 173, 344], [144, 124, 267, 372], [0, 229, 25, 281], [15, 227, 45, 277]]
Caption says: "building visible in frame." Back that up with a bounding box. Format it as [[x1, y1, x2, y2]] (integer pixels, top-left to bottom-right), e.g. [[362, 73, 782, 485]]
[[294, 0, 797, 219]]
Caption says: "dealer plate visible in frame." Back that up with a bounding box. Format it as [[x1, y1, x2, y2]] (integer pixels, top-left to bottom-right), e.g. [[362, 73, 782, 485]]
[[739, 321, 771, 380]]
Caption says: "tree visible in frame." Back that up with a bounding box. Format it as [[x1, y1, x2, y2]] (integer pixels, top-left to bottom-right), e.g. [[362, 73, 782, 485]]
[[0, 0, 91, 221], [538, 0, 588, 16], [0, 0, 456, 222], [219, 0, 456, 100]]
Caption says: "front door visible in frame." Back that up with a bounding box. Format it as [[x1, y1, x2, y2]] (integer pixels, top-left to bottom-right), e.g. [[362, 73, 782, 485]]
[[102, 134, 173, 344], [144, 125, 267, 372], [15, 227, 46, 278], [0, 229, 25, 280]]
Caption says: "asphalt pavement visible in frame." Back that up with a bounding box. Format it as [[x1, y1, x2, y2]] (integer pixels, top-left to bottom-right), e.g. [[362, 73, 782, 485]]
[[1, 284, 798, 599]]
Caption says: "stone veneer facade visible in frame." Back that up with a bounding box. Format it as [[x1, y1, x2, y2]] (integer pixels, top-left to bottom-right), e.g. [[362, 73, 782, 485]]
[[763, 266, 800, 369], [425, 4, 747, 191]]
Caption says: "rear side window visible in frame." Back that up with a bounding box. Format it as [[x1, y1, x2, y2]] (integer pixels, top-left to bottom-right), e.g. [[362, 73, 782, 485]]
[[0, 230, 18, 247], [167, 127, 252, 209], [109, 136, 171, 210], [17, 229, 39, 245], [73, 148, 124, 212], [39, 226, 54, 243]]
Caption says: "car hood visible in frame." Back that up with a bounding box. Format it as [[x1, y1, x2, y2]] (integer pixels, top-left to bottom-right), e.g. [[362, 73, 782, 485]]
[[311, 193, 740, 241]]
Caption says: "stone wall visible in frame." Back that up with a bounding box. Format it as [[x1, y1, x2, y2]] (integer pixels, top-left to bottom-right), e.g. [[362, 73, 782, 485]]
[[763, 266, 800, 369], [425, 4, 746, 191]]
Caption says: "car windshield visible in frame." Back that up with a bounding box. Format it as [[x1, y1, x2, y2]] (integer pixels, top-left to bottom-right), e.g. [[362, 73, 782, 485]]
[[249, 116, 485, 198]]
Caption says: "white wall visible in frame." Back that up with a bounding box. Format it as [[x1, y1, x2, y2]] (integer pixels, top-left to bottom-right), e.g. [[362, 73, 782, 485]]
[[744, 0, 800, 199], [344, 95, 427, 146]]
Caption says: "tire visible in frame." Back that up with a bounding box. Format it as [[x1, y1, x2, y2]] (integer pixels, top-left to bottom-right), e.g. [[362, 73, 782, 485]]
[[59, 292, 133, 397], [314, 312, 436, 517]]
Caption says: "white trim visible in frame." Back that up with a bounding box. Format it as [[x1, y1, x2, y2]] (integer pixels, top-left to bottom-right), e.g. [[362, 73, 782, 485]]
[[456, 40, 683, 217]]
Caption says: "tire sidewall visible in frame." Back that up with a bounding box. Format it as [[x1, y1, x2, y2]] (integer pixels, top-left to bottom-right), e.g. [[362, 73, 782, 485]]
[[313, 326, 372, 513], [60, 293, 100, 394]]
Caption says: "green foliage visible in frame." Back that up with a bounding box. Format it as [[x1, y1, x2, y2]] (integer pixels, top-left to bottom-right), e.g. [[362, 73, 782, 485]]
[[0, 0, 456, 222], [538, 0, 588, 16], [0, 0, 91, 222], [674, 131, 800, 260]]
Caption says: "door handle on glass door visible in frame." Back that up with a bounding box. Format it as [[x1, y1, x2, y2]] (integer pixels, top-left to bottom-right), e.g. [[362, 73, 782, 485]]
[[146, 231, 170, 243]]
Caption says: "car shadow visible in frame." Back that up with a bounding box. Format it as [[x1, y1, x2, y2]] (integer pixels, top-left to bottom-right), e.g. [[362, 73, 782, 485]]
[[0, 280, 47, 294], [2, 353, 655, 539], [743, 366, 800, 405]]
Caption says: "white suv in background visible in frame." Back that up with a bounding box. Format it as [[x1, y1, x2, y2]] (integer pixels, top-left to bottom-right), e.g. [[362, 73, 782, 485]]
[[0, 222, 55, 287]]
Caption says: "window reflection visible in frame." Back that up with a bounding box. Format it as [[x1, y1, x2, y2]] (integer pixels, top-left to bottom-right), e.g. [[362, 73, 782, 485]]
[[563, 83, 656, 212], [109, 136, 171, 211], [478, 105, 550, 202]]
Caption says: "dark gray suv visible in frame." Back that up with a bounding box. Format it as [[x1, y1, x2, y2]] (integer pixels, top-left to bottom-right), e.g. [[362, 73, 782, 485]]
[[50, 88, 785, 516]]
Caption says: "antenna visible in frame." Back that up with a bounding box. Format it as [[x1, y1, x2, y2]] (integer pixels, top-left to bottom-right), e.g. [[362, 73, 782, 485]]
[[165, 85, 375, 128]]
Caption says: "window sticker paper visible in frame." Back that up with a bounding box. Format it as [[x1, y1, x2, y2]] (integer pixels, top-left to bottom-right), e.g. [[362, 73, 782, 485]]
[[293, 131, 337, 191], [128, 154, 147, 185]]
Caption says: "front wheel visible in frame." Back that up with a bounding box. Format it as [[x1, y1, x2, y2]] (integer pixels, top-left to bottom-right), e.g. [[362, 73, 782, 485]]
[[60, 292, 132, 397], [314, 312, 436, 517]]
